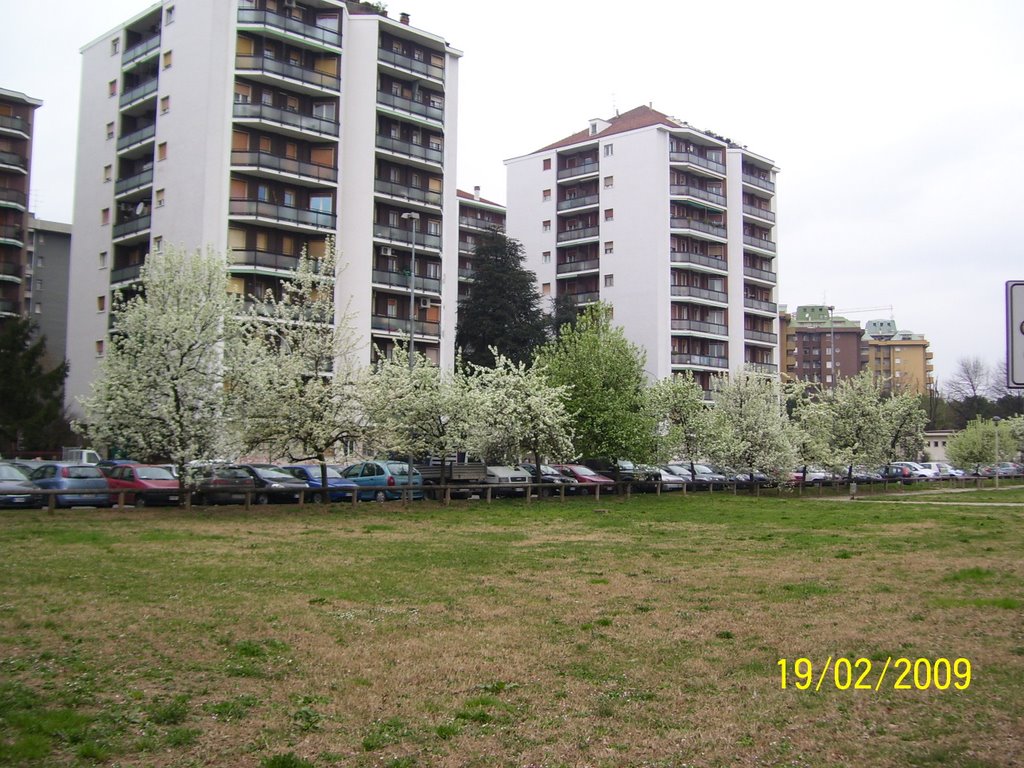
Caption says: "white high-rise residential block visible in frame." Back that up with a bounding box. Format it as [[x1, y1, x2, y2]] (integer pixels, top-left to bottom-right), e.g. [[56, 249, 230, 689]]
[[66, 1, 460, 410], [506, 106, 779, 394]]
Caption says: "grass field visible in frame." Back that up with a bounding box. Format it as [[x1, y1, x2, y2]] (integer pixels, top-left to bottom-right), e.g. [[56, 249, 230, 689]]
[[1, 489, 1022, 767]]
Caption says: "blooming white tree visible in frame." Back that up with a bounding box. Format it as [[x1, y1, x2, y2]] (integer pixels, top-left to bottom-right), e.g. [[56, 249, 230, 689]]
[[78, 246, 241, 484], [706, 371, 796, 476], [646, 371, 711, 464], [879, 387, 928, 466]]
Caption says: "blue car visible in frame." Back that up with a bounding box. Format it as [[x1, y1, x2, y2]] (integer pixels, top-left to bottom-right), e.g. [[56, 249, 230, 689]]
[[281, 465, 358, 502], [29, 462, 112, 508], [339, 461, 424, 501]]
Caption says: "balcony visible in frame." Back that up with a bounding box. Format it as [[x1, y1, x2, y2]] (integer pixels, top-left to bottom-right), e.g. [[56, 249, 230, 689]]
[[557, 194, 600, 212], [371, 314, 440, 338], [0, 225, 24, 245], [233, 102, 340, 138], [115, 168, 154, 197], [556, 226, 599, 243], [670, 217, 727, 239], [233, 150, 338, 184], [110, 264, 143, 284], [743, 204, 775, 223], [458, 214, 501, 231], [229, 250, 301, 273], [671, 285, 728, 304], [557, 161, 599, 181], [122, 35, 160, 67], [0, 261, 22, 282], [236, 55, 340, 92], [229, 199, 336, 230], [672, 353, 728, 369], [112, 215, 151, 241], [744, 297, 778, 314], [669, 151, 726, 175], [238, 9, 342, 49], [670, 185, 726, 207], [458, 239, 474, 254], [458, 267, 475, 279], [377, 47, 444, 81], [0, 114, 29, 138], [372, 269, 441, 294], [671, 251, 727, 272], [376, 91, 444, 124], [375, 135, 443, 165], [746, 362, 779, 374], [743, 235, 777, 253], [672, 318, 728, 336], [0, 151, 28, 174], [0, 298, 18, 317], [742, 172, 775, 192], [0, 188, 27, 210], [117, 123, 156, 152], [566, 291, 600, 305], [556, 258, 600, 275], [375, 179, 441, 207], [373, 224, 441, 251], [743, 264, 777, 283], [119, 78, 158, 109], [744, 329, 779, 344]]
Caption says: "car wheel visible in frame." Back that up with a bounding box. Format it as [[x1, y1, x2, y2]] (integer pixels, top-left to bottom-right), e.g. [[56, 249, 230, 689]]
[[255, 493, 269, 505], [374, 490, 387, 503], [311, 492, 324, 504], [578, 486, 590, 496], [135, 495, 146, 508]]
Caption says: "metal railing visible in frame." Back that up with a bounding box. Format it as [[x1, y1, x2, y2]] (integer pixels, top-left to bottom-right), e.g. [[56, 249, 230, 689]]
[[672, 318, 728, 335], [119, 78, 158, 108], [556, 226, 599, 242], [567, 291, 600, 304], [742, 172, 775, 192], [115, 168, 154, 196], [670, 184, 726, 207], [375, 179, 441, 206], [373, 224, 441, 250], [232, 150, 338, 182], [377, 47, 444, 80], [556, 258, 600, 275], [117, 124, 156, 151], [375, 135, 443, 164], [743, 235, 776, 252], [744, 329, 778, 343], [376, 91, 444, 122], [670, 251, 727, 271], [743, 204, 775, 222], [371, 269, 441, 294], [229, 250, 301, 272], [235, 54, 340, 91], [557, 161, 599, 180], [233, 102, 340, 137], [122, 35, 161, 66], [110, 264, 143, 284], [671, 285, 728, 303], [670, 217, 727, 239], [557, 194, 600, 211], [669, 151, 726, 174], [743, 265, 777, 282], [229, 199, 336, 229], [113, 216, 151, 240], [0, 114, 28, 136], [0, 188, 27, 208], [672, 353, 729, 368], [238, 9, 342, 48], [370, 315, 441, 337], [0, 151, 28, 171], [0, 225, 24, 244], [744, 297, 778, 313]]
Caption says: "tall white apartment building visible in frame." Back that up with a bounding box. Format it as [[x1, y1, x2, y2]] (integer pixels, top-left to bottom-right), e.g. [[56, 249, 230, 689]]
[[506, 106, 779, 393], [67, 0, 460, 409]]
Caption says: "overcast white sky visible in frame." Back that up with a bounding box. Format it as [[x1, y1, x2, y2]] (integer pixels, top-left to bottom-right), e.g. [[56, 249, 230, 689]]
[[3, 0, 1023, 386]]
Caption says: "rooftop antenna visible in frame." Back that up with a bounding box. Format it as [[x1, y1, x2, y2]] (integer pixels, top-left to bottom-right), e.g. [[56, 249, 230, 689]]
[[612, 93, 618, 117]]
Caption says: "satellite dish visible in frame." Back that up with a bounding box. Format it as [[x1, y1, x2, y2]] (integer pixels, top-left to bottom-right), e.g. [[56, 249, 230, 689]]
[[135, 201, 147, 216]]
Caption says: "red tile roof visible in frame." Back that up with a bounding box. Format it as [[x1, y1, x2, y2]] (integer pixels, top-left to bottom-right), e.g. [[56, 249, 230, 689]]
[[456, 188, 505, 207], [537, 105, 694, 152]]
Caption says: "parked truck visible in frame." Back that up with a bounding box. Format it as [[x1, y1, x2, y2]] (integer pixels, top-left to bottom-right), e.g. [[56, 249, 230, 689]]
[[413, 457, 488, 499], [62, 447, 102, 465]]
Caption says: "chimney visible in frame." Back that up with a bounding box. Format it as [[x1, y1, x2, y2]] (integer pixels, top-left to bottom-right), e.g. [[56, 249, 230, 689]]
[[473, 186, 480, 200], [400, 12, 410, 24]]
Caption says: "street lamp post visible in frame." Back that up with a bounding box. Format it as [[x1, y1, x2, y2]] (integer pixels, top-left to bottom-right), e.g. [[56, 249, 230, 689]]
[[400, 211, 420, 502], [993, 415, 1002, 489], [828, 305, 836, 391]]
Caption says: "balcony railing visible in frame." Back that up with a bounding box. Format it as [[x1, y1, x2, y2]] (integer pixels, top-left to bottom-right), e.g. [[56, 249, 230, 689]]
[[566, 291, 600, 305], [0, 225, 24, 244], [0, 114, 28, 137], [458, 239, 474, 254], [0, 188, 27, 209], [236, 55, 340, 91], [0, 299, 19, 316], [556, 258, 600, 275], [743, 204, 775, 222], [744, 329, 779, 344], [458, 267, 475, 279], [375, 135, 443, 164], [743, 265, 776, 282], [373, 224, 441, 250], [557, 194, 600, 211], [229, 199, 336, 229], [672, 353, 728, 368], [376, 91, 444, 123], [671, 318, 728, 336], [742, 172, 775, 192], [670, 251, 727, 271], [377, 47, 444, 80], [0, 261, 22, 280], [557, 161, 599, 180], [233, 150, 338, 183], [669, 151, 726, 175], [122, 35, 161, 66], [119, 78, 158, 108], [458, 215, 501, 231], [113, 215, 151, 240], [115, 168, 154, 196], [0, 151, 28, 172], [233, 102, 340, 137], [238, 9, 342, 48], [670, 185, 726, 207], [671, 285, 728, 303], [117, 124, 156, 151], [746, 362, 779, 374], [670, 217, 727, 239], [743, 235, 777, 253], [371, 315, 440, 337], [110, 264, 143, 284], [229, 250, 301, 272], [556, 226, 599, 243], [744, 297, 778, 314], [371, 269, 441, 294], [375, 179, 441, 206]]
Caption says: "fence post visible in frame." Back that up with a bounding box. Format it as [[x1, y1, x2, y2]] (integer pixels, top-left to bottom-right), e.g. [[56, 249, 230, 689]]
[[525, 483, 532, 504], [118, 491, 126, 508], [444, 485, 451, 506], [485, 486, 492, 504], [559, 485, 565, 502], [351, 488, 358, 507], [595, 484, 601, 502], [244, 490, 251, 510]]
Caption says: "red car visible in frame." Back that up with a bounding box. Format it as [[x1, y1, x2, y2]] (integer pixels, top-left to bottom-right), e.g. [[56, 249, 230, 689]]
[[106, 464, 180, 507], [551, 464, 615, 494]]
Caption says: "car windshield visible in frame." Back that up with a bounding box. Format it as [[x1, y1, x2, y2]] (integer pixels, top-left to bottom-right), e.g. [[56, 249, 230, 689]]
[[136, 467, 175, 480], [255, 468, 296, 480], [0, 465, 28, 480], [693, 464, 713, 474], [67, 466, 103, 479], [385, 462, 413, 476], [571, 465, 598, 476]]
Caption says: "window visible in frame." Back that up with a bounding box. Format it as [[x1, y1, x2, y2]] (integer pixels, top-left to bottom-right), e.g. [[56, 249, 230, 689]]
[[165, 6, 175, 24], [386, 298, 398, 317], [153, 236, 163, 253], [541, 283, 551, 295], [160, 96, 170, 114], [99, 251, 108, 269], [97, 296, 106, 312], [96, 340, 105, 357], [108, 80, 118, 97], [106, 122, 115, 140], [542, 220, 551, 232], [282, 188, 295, 207], [34, 303, 41, 314], [542, 189, 551, 201], [35, 279, 42, 291], [309, 193, 333, 213], [604, 208, 614, 221], [603, 144, 613, 157], [101, 208, 110, 225], [604, 176, 614, 188], [111, 38, 120, 55], [234, 83, 252, 104], [162, 50, 173, 69], [261, 90, 274, 107], [155, 188, 165, 207], [542, 251, 551, 264], [312, 101, 336, 120], [604, 241, 613, 254], [604, 274, 614, 287], [103, 165, 112, 182], [157, 142, 168, 161], [543, 158, 551, 171]]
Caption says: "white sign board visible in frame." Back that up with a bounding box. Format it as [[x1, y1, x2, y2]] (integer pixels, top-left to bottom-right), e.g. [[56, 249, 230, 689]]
[[1009, 281, 1024, 388]]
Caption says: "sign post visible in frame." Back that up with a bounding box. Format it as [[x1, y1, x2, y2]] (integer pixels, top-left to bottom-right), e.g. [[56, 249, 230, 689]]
[[1008, 281, 1024, 388]]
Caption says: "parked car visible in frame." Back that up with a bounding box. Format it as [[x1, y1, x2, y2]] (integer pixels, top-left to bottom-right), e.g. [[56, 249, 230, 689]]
[[890, 461, 934, 479], [106, 464, 180, 506], [664, 464, 694, 484], [29, 462, 112, 508], [850, 466, 884, 483], [581, 458, 637, 484], [483, 465, 530, 496], [517, 463, 578, 494], [551, 464, 616, 493], [96, 459, 141, 477], [644, 466, 687, 491], [688, 463, 728, 490], [879, 464, 913, 482], [993, 461, 1023, 477], [190, 465, 256, 505], [236, 464, 310, 504], [339, 461, 424, 501], [0, 463, 40, 508], [790, 467, 835, 484], [281, 465, 358, 503]]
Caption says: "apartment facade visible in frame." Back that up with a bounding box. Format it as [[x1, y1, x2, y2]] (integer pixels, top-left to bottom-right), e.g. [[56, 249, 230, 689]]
[[0, 88, 42, 321], [505, 106, 779, 392], [67, 0, 460, 409], [862, 319, 934, 395], [456, 186, 505, 301], [25, 216, 73, 369], [780, 305, 864, 387]]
